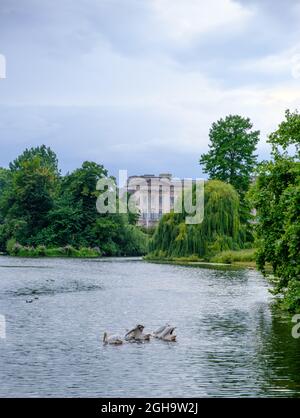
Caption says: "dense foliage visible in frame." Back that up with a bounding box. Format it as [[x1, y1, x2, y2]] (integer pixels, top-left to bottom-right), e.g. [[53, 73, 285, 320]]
[[149, 180, 245, 259], [199, 115, 260, 199], [0, 146, 148, 256], [200, 115, 259, 226], [250, 110, 300, 312]]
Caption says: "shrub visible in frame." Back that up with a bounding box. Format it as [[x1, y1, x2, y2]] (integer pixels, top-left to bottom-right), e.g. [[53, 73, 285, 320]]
[[282, 280, 300, 312], [36, 245, 47, 256], [5, 244, 102, 258], [6, 238, 17, 255], [211, 249, 256, 264]]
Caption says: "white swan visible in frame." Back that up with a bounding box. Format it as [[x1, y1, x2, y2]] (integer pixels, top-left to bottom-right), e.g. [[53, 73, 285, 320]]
[[103, 332, 123, 345], [153, 325, 176, 342], [125, 324, 151, 342]]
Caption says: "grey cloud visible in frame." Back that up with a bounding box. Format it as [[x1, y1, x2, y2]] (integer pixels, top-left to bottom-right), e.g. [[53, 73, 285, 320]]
[[0, 0, 298, 177], [1, 0, 299, 87], [0, 105, 206, 178]]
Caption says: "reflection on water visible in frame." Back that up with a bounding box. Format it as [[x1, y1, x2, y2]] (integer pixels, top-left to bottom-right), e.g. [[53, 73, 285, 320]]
[[0, 256, 299, 397], [255, 307, 300, 396]]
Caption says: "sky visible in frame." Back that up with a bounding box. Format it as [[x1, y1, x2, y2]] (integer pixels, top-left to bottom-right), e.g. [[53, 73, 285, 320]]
[[0, 0, 300, 179]]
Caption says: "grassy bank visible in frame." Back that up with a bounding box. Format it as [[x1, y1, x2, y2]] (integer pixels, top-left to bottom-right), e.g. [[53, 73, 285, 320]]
[[210, 248, 256, 266], [6, 240, 101, 258], [145, 248, 257, 269]]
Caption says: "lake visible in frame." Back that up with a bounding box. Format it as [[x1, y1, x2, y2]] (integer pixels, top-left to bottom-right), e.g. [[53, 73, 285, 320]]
[[0, 256, 299, 397]]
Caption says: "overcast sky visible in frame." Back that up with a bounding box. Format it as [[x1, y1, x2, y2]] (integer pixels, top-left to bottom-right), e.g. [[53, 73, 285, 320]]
[[1, 0, 300, 179]]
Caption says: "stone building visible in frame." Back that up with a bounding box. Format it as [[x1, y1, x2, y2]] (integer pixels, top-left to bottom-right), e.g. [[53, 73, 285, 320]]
[[127, 173, 185, 228]]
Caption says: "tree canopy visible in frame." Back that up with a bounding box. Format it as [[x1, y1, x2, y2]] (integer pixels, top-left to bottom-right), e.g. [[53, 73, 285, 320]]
[[149, 180, 243, 259], [250, 110, 300, 312], [0, 146, 148, 256], [9, 145, 59, 174], [200, 115, 260, 199]]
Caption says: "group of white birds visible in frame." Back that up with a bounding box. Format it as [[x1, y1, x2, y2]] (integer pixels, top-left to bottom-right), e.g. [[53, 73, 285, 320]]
[[103, 323, 176, 345]]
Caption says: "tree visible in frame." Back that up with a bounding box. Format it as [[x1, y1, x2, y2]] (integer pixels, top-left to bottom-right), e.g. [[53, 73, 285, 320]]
[[9, 144, 59, 174], [0, 148, 148, 256], [250, 110, 300, 312], [0, 147, 59, 249], [33, 160, 147, 254], [62, 161, 108, 224], [0, 157, 57, 249], [269, 109, 300, 158], [0, 168, 11, 222], [0, 168, 10, 193], [149, 180, 242, 259], [200, 115, 260, 199], [32, 196, 84, 247], [6, 157, 56, 235]]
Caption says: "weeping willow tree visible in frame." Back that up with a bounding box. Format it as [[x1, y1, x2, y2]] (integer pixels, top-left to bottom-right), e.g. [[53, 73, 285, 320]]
[[149, 180, 243, 259]]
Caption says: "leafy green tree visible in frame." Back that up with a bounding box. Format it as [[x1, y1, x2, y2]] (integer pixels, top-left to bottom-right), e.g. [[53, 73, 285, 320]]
[[250, 110, 300, 312], [0, 149, 148, 256], [0, 168, 10, 192], [269, 109, 300, 158], [5, 157, 56, 235], [34, 160, 147, 254], [0, 166, 56, 249], [200, 115, 260, 199], [0, 147, 59, 249], [0, 168, 11, 222], [9, 145, 59, 174], [149, 180, 242, 259], [62, 161, 108, 223], [32, 197, 84, 247]]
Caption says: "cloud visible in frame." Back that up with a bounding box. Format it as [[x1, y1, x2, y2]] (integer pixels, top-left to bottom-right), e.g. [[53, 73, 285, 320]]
[[0, 0, 300, 179], [151, 0, 253, 43], [236, 43, 300, 78]]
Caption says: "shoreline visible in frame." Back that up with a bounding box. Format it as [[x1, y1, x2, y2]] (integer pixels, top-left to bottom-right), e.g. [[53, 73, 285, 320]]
[[0, 254, 144, 260], [0, 253, 264, 272], [0, 254, 257, 270], [144, 257, 258, 270], [144, 248, 261, 270]]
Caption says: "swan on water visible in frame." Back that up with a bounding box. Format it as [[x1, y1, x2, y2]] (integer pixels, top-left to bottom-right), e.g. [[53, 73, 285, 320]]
[[103, 332, 123, 345], [124, 324, 151, 342]]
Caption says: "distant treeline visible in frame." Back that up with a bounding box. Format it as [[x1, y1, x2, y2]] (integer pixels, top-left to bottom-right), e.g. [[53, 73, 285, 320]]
[[0, 146, 148, 257]]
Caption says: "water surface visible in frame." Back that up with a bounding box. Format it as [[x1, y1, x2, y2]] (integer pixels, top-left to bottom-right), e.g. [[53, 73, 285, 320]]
[[0, 256, 299, 397]]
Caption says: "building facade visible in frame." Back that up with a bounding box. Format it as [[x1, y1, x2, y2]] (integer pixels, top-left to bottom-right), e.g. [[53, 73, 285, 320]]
[[127, 173, 185, 228]]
